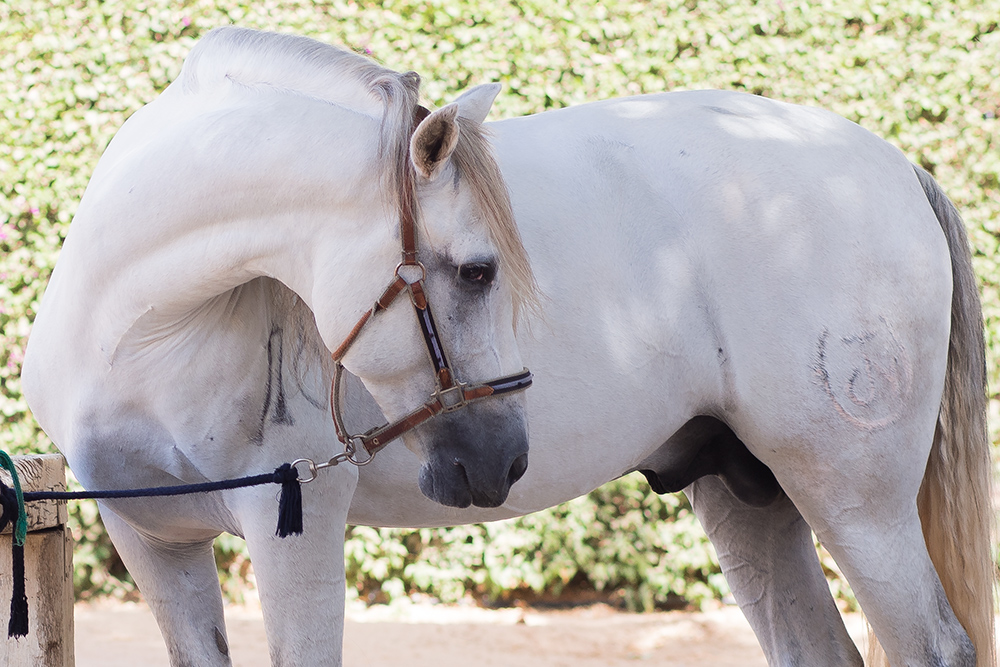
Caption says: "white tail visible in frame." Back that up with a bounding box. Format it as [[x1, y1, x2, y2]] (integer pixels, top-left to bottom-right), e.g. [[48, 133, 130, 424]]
[[868, 165, 996, 667]]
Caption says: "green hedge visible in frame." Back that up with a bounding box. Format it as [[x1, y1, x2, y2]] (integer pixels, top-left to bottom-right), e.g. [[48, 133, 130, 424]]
[[344, 475, 727, 611], [1, 0, 997, 609]]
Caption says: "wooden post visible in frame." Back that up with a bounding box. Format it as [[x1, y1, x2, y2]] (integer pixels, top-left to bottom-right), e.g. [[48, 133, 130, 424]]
[[0, 454, 74, 667]]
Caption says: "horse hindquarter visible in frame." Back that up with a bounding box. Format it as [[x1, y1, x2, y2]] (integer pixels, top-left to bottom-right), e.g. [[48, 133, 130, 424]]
[[569, 93, 985, 666]]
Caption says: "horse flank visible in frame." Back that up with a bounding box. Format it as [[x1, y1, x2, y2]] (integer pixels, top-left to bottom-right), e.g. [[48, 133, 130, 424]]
[[179, 27, 537, 323]]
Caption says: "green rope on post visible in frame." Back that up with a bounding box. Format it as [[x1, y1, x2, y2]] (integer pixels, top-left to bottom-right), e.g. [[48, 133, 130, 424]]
[[0, 450, 30, 637], [0, 451, 27, 546]]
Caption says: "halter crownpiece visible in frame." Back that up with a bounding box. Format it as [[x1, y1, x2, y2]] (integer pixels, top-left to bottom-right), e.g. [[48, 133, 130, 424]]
[[326, 104, 532, 465]]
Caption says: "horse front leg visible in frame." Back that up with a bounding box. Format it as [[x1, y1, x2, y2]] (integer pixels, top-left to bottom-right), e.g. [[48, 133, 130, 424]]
[[231, 463, 358, 667], [100, 506, 233, 667], [686, 476, 863, 667]]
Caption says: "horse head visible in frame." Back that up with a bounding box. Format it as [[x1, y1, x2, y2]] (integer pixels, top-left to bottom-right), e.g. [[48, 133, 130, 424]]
[[326, 83, 536, 509]]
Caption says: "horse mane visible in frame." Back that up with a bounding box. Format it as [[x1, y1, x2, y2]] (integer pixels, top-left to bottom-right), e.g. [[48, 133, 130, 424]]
[[179, 27, 419, 219], [452, 117, 540, 323], [178, 26, 415, 121], [180, 27, 536, 322]]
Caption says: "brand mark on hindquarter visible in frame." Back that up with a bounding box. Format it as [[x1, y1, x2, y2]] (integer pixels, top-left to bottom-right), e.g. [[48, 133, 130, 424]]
[[814, 319, 911, 431]]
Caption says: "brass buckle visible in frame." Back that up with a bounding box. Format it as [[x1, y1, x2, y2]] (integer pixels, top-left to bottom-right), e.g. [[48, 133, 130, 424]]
[[433, 382, 468, 412]]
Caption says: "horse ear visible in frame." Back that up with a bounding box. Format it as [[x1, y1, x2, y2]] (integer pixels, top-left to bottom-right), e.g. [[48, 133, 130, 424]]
[[452, 83, 501, 125], [410, 103, 460, 181]]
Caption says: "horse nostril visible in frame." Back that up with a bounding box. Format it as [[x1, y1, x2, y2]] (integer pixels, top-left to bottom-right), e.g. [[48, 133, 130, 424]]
[[507, 452, 528, 487]]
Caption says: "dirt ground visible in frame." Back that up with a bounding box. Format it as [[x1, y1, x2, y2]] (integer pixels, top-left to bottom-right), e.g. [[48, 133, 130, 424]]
[[74, 599, 868, 666]]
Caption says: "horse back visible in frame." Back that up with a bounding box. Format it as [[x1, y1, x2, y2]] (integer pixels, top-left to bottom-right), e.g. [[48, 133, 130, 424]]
[[493, 89, 951, 457]]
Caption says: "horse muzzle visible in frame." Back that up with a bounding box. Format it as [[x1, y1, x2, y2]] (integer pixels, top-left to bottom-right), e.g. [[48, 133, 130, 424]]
[[415, 403, 529, 508]]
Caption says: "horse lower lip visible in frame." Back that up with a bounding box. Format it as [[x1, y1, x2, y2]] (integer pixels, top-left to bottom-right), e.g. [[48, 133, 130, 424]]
[[418, 460, 514, 508], [471, 492, 506, 508], [419, 465, 473, 508]]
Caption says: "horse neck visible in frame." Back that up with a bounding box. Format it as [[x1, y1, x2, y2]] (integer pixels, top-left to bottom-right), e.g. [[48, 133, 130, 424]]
[[49, 95, 398, 370]]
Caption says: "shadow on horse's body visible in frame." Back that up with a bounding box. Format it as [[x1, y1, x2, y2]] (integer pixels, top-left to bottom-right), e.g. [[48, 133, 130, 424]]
[[21, 28, 992, 667], [351, 92, 992, 667]]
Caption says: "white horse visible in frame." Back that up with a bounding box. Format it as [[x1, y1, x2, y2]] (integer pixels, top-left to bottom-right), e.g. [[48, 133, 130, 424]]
[[21, 28, 993, 667]]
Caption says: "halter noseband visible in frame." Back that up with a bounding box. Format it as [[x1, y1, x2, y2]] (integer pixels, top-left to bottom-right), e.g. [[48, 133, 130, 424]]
[[327, 107, 532, 464]]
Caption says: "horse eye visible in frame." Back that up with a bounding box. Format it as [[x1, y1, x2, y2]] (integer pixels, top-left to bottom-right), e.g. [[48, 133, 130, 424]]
[[459, 262, 496, 286]]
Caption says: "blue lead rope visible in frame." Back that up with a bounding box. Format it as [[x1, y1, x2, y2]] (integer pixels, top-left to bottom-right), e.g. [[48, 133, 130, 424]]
[[0, 455, 304, 639]]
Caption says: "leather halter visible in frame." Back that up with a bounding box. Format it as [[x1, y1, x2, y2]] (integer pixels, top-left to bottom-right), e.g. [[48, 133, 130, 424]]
[[328, 108, 532, 462]]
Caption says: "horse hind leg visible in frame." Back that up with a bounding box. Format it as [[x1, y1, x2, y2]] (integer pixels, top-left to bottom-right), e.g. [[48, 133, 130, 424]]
[[685, 475, 863, 666], [638, 417, 862, 664], [100, 507, 232, 667], [763, 426, 978, 667], [805, 489, 974, 666]]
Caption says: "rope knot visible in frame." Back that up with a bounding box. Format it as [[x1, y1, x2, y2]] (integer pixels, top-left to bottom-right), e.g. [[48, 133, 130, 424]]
[[272, 462, 298, 485], [0, 481, 18, 535]]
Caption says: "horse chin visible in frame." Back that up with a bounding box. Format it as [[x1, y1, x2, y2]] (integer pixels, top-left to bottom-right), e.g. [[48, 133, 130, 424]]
[[418, 459, 526, 509]]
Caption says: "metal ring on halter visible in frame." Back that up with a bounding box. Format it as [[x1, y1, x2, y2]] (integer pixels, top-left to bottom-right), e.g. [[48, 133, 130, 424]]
[[394, 261, 426, 284], [343, 437, 378, 466]]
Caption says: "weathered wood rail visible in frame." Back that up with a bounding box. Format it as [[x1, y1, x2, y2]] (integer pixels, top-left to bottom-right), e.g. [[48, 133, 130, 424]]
[[1, 454, 74, 667]]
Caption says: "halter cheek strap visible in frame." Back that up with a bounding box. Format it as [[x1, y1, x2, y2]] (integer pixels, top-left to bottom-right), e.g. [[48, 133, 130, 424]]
[[327, 106, 532, 462]]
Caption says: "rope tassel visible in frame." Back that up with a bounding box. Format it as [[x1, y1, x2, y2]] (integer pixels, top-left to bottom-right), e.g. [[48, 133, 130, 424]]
[[8, 542, 27, 638], [273, 463, 303, 537]]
